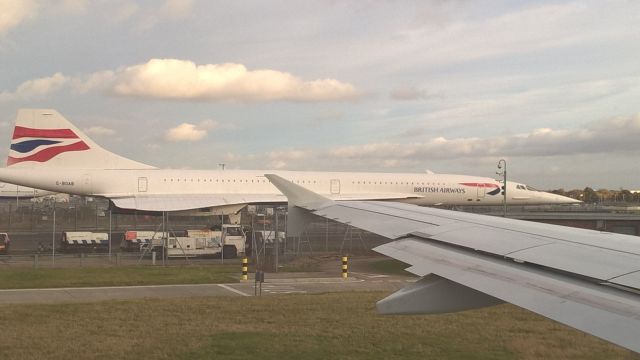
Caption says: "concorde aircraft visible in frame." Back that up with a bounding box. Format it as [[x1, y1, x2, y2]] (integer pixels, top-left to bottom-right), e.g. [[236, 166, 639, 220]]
[[0, 109, 578, 213], [265, 174, 640, 354]]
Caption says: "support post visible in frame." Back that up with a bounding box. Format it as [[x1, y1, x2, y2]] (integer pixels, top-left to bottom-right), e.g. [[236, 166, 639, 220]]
[[497, 159, 507, 217], [342, 256, 348, 279], [52, 204, 56, 267], [241, 257, 248, 281], [274, 208, 279, 272], [108, 209, 112, 259]]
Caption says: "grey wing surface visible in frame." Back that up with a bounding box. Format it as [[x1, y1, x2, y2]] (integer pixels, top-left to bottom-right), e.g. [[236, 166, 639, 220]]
[[265, 174, 640, 353]]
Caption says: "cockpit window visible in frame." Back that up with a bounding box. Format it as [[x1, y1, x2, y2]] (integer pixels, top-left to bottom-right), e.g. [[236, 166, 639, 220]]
[[525, 186, 539, 191], [516, 185, 526, 190]]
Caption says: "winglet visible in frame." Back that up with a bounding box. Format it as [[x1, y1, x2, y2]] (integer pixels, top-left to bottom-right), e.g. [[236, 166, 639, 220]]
[[265, 174, 333, 210], [265, 174, 333, 237]]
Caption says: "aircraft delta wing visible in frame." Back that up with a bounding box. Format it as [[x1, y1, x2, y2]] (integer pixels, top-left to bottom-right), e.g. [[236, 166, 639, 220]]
[[107, 192, 418, 212], [265, 174, 640, 353]]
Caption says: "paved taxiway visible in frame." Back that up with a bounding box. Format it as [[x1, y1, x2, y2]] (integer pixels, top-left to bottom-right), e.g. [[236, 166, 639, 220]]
[[0, 272, 410, 304]]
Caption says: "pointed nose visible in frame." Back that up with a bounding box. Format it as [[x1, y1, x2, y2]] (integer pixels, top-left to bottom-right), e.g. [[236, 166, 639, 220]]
[[546, 193, 582, 204]]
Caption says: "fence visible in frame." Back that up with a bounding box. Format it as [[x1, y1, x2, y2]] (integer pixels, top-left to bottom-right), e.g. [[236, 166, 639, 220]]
[[0, 252, 241, 268], [0, 198, 389, 271]]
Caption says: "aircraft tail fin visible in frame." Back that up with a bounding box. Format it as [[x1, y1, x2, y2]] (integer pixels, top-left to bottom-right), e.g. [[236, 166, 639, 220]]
[[7, 109, 155, 169]]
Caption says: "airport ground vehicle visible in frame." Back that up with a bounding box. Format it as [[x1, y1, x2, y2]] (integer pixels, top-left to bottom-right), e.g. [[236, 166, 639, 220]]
[[0, 233, 10, 254], [167, 225, 247, 258], [61, 231, 108, 252], [125, 225, 247, 258], [120, 231, 172, 252]]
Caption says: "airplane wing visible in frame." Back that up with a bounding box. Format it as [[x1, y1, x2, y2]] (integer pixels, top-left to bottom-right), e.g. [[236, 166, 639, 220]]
[[265, 174, 640, 353], [108, 192, 421, 212]]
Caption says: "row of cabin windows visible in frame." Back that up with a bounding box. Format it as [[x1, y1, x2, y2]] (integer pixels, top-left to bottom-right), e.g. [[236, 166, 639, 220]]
[[163, 178, 270, 183], [160, 178, 445, 186], [160, 178, 322, 184], [352, 181, 446, 186]]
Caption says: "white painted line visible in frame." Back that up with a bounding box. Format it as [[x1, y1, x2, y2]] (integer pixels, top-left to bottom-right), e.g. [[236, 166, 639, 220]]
[[350, 272, 390, 278], [218, 284, 250, 297], [0, 283, 234, 292], [264, 279, 365, 285], [0, 279, 365, 293]]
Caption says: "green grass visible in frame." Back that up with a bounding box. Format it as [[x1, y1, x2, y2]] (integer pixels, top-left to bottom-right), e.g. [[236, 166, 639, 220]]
[[366, 259, 414, 276], [0, 265, 239, 289], [0, 292, 636, 360]]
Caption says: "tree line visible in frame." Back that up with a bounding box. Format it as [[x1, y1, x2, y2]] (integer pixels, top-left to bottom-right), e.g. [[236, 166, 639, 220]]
[[549, 188, 640, 204]]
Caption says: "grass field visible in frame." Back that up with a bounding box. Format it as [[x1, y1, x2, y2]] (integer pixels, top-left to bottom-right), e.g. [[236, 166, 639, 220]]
[[0, 265, 239, 289], [0, 291, 636, 360]]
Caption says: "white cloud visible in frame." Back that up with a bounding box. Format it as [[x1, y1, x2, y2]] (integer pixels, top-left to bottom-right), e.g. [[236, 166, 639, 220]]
[[71, 70, 116, 94], [0, 0, 90, 38], [371, 2, 640, 73], [419, 76, 640, 128], [268, 160, 287, 169], [164, 119, 226, 142], [1, 58, 358, 103], [165, 123, 206, 142], [329, 114, 640, 161], [0, 72, 69, 101], [84, 126, 116, 136], [110, 59, 359, 102], [0, 0, 37, 37], [266, 150, 309, 160], [252, 150, 312, 169]]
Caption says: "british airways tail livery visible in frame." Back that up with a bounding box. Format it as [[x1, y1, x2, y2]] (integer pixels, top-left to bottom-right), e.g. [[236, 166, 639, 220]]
[[8, 109, 153, 169], [0, 109, 579, 212]]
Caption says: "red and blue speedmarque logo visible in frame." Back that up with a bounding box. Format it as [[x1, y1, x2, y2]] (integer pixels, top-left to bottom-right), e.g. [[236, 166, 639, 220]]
[[7, 126, 89, 165], [459, 182, 501, 196]]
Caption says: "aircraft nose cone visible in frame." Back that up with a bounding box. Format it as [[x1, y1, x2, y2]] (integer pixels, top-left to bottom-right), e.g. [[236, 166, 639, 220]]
[[550, 193, 582, 204]]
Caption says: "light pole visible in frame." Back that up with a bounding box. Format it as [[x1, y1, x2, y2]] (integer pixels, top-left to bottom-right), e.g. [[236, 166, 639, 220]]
[[496, 159, 507, 217]]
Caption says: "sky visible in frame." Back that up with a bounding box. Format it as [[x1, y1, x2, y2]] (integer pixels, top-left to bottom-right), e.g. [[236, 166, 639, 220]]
[[1, 0, 639, 190]]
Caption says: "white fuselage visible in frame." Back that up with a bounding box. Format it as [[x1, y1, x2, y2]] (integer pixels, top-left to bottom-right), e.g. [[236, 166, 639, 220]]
[[0, 168, 576, 206]]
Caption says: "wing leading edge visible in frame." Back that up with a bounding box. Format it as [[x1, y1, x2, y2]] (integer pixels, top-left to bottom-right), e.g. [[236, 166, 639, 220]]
[[265, 174, 640, 353]]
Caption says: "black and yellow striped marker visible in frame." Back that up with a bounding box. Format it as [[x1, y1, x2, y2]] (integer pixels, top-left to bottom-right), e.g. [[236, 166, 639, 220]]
[[342, 256, 348, 278], [241, 257, 248, 281]]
